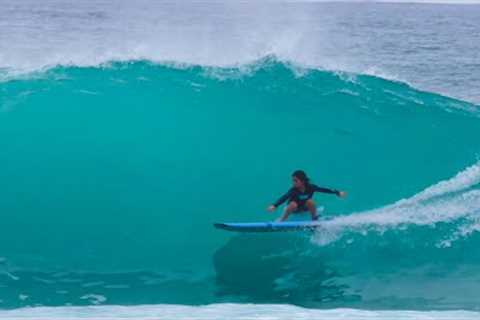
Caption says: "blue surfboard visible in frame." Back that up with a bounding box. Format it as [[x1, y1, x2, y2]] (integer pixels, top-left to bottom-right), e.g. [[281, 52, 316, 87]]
[[213, 220, 324, 232]]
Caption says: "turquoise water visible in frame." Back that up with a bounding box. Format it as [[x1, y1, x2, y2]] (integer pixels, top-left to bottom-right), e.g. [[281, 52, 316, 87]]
[[1, 60, 480, 311]]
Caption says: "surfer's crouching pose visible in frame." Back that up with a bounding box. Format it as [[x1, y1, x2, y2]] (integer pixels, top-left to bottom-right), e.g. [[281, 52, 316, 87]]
[[268, 170, 347, 221]]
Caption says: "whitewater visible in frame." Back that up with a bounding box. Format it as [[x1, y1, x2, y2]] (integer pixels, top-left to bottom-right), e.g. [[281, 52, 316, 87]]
[[1, 1, 480, 319]]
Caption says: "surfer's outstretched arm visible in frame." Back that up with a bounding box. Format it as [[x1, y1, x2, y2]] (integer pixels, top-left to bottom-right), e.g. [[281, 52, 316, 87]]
[[268, 189, 293, 211], [312, 184, 347, 197]]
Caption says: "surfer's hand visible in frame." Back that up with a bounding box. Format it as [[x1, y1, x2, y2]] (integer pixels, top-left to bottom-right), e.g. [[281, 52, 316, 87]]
[[338, 191, 347, 198], [267, 205, 276, 212]]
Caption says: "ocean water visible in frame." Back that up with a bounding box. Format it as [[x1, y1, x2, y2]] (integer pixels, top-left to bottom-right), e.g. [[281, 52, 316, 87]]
[[1, 1, 480, 319]]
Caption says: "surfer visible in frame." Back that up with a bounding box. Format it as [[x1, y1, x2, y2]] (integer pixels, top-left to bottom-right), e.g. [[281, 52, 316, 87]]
[[267, 170, 346, 221]]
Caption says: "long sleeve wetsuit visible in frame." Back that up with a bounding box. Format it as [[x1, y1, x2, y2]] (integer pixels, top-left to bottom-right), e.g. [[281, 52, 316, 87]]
[[273, 184, 339, 210]]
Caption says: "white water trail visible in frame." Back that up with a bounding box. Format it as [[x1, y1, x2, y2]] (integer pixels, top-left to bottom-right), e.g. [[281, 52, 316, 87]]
[[313, 162, 480, 245]]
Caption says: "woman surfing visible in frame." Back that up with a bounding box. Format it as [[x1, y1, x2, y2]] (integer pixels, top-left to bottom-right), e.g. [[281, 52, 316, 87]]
[[268, 170, 347, 221]]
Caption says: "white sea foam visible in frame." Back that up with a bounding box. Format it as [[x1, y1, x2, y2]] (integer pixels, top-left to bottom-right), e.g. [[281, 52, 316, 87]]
[[402, 162, 480, 204], [313, 162, 480, 245], [80, 295, 107, 305], [0, 304, 478, 320]]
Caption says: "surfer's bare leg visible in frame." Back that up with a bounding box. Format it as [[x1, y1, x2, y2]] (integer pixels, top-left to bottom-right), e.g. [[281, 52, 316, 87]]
[[306, 199, 318, 221], [278, 202, 298, 222]]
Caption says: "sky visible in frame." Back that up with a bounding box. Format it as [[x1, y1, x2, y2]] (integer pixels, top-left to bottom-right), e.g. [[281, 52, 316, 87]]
[[311, 0, 480, 3]]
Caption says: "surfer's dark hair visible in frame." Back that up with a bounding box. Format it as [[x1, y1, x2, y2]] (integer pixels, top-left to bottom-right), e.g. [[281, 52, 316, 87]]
[[292, 170, 310, 185]]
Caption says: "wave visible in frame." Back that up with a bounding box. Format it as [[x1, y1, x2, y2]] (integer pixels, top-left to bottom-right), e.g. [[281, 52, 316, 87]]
[[1, 61, 480, 309], [2, 1, 480, 107]]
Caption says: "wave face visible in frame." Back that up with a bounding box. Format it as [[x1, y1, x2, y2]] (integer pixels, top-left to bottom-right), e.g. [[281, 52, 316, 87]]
[[1, 60, 480, 310]]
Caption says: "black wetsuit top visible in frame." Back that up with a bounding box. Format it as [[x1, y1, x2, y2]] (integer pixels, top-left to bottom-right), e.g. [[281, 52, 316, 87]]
[[273, 184, 339, 210]]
